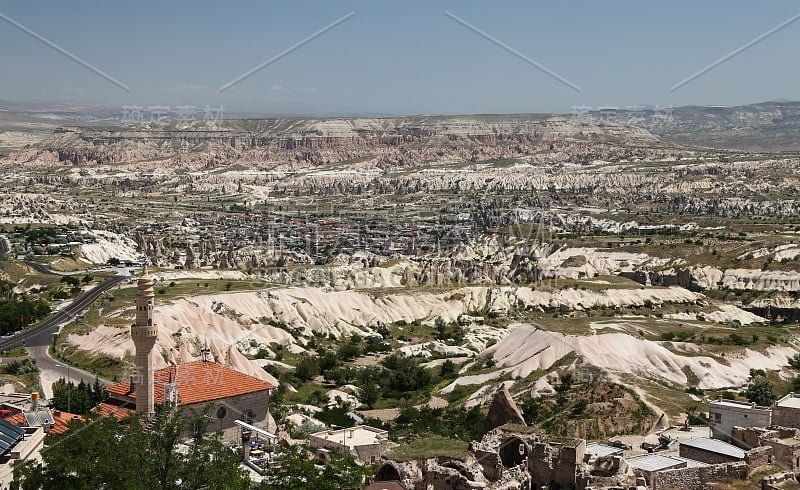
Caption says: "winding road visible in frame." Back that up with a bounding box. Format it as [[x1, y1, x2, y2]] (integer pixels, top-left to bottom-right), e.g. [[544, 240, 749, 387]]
[[0, 274, 126, 352], [0, 259, 127, 396]]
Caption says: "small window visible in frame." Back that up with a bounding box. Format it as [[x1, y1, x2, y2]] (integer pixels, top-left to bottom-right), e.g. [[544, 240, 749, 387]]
[[216, 405, 227, 419], [714, 413, 721, 423]]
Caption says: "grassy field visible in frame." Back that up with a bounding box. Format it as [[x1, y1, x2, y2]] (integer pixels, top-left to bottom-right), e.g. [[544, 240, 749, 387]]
[[0, 346, 28, 358], [384, 436, 470, 462]]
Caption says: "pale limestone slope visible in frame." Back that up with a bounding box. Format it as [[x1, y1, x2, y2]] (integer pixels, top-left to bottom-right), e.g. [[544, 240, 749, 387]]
[[442, 325, 794, 393]]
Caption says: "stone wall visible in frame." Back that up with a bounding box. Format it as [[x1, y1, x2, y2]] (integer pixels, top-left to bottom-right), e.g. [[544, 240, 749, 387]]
[[185, 389, 271, 433], [651, 466, 701, 490], [761, 471, 799, 490], [178, 389, 272, 444], [418, 457, 487, 490], [773, 399, 800, 429], [528, 439, 584, 489], [731, 426, 777, 449], [745, 446, 774, 469], [651, 462, 748, 490], [765, 440, 800, 469], [473, 448, 502, 481], [679, 444, 743, 465], [731, 426, 798, 469], [375, 460, 422, 489]]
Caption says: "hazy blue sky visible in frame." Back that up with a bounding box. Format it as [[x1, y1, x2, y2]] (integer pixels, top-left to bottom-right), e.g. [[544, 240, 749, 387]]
[[1, 1, 799, 115]]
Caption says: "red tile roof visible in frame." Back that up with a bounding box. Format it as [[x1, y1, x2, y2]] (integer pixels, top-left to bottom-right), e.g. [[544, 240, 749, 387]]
[[106, 361, 276, 406], [50, 410, 83, 434], [5, 412, 24, 427], [94, 402, 135, 420], [5, 409, 83, 435]]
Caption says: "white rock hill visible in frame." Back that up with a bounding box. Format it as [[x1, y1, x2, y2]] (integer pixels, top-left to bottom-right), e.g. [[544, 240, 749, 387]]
[[441, 324, 795, 393]]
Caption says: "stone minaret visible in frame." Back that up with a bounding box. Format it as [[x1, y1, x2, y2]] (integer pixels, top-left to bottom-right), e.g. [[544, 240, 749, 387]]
[[131, 266, 158, 415]]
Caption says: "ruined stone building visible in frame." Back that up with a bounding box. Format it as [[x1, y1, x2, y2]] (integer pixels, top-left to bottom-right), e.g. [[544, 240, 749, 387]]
[[373, 423, 776, 490]]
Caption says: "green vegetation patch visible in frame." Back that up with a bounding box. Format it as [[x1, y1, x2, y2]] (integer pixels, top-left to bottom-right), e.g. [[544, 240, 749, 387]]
[[385, 436, 471, 462]]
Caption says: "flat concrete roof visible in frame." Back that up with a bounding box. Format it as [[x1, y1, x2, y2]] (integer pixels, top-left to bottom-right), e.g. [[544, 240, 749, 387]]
[[710, 399, 769, 411], [312, 425, 388, 449], [671, 456, 710, 468], [776, 395, 800, 410], [627, 454, 688, 472], [586, 443, 624, 457], [680, 437, 745, 459]]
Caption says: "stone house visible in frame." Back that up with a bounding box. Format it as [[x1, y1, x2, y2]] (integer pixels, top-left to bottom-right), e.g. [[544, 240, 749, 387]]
[[679, 437, 746, 464], [103, 361, 275, 441], [773, 393, 800, 428], [627, 454, 708, 488]]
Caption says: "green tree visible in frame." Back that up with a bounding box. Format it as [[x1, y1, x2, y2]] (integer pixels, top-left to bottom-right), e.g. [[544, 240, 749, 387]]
[[295, 357, 320, 382], [259, 444, 368, 490], [745, 378, 777, 406], [50, 377, 108, 415], [336, 343, 361, 361], [360, 380, 381, 409], [13, 408, 250, 490], [439, 359, 457, 378], [1, 358, 38, 375]]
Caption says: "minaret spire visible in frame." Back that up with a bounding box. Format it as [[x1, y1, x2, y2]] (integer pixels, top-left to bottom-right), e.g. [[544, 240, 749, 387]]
[[131, 266, 158, 415]]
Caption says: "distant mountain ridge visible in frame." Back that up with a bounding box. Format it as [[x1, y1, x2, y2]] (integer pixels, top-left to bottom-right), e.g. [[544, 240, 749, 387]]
[[4, 114, 658, 169], [2, 99, 800, 162], [595, 100, 800, 152]]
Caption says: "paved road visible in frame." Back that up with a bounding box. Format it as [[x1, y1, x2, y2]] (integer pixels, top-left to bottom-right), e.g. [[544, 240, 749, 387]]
[[0, 275, 126, 352], [24, 260, 65, 276], [31, 344, 111, 399], [5, 272, 125, 397], [1, 254, 126, 397]]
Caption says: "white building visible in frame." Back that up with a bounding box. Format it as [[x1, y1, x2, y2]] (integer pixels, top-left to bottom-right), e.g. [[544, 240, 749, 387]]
[[309, 425, 389, 464], [708, 397, 771, 440]]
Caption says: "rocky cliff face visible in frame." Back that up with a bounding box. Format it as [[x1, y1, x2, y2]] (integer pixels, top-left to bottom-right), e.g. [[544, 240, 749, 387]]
[[6, 114, 658, 169]]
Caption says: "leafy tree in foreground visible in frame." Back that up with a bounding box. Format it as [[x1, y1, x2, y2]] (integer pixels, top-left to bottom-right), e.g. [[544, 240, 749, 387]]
[[259, 444, 369, 490], [13, 407, 250, 490]]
